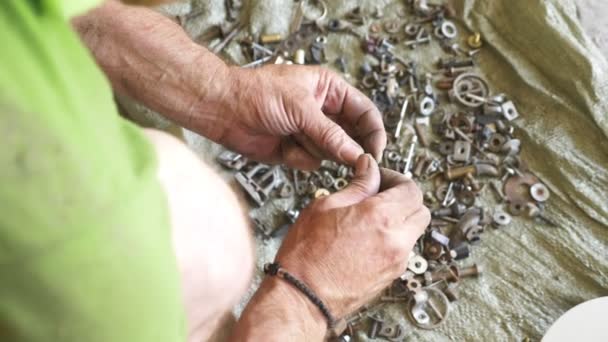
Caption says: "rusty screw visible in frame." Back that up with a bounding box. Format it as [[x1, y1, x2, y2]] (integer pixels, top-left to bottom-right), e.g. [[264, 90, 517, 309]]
[[460, 264, 483, 278]]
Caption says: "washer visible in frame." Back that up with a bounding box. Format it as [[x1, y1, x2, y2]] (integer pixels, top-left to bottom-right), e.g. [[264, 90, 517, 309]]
[[530, 183, 550, 202], [440, 21, 458, 39]]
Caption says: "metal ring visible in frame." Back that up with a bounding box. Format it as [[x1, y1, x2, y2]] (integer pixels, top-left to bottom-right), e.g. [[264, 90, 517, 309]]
[[302, 0, 328, 23], [530, 183, 550, 202], [452, 73, 490, 108], [493, 211, 512, 226], [407, 288, 451, 329], [419, 96, 436, 116], [440, 21, 458, 39], [405, 23, 420, 36], [334, 178, 348, 191]]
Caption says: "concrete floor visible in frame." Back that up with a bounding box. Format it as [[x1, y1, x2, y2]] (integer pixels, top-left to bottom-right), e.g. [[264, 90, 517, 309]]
[[576, 0, 608, 57]]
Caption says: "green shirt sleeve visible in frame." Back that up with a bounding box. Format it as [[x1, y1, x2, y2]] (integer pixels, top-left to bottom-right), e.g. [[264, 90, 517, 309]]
[[0, 1, 186, 341]]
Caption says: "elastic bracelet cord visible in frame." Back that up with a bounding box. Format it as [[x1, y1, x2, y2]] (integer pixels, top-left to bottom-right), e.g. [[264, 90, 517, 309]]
[[263, 262, 337, 328]]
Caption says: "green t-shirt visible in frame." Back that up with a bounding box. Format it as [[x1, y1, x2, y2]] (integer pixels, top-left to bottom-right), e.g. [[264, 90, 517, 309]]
[[0, 1, 186, 341]]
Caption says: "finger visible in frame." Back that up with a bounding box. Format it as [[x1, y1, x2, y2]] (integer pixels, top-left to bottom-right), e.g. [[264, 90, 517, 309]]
[[294, 133, 326, 160], [376, 168, 423, 205], [301, 110, 364, 166], [281, 138, 322, 171], [320, 154, 380, 210], [318, 69, 386, 161]]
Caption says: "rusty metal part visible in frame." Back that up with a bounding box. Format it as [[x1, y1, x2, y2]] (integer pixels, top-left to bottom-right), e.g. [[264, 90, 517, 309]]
[[508, 201, 527, 216], [459, 263, 483, 278], [487, 133, 507, 153], [475, 163, 500, 177], [504, 172, 540, 203], [445, 165, 476, 180], [415, 120, 431, 147]]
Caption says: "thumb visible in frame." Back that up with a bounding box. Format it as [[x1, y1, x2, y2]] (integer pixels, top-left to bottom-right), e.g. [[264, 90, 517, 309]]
[[320, 154, 380, 210], [301, 110, 364, 166]]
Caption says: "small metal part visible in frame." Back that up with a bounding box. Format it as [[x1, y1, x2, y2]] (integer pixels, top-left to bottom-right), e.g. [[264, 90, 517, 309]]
[[384, 20, 402, 34], [334, 178, 349, 191], [405, 23, 420, 36], [403, 136, 419, 177], [451, 73, 490, 108], [293, 49, 306, 64], [441, 182, 455, 207], [395, 97, 410, 139], [467, 33, 483, 48], [452, 140, 472, 162], [235, 164, 282, 206], [217, 150, 247, 170], [438, 140, 455, 156], [279, 182, 294, 198], [450, 244, 470, 260], [260, 33, 282, 44], [443, 282, 460, 302], [504, 173, 540, 203], [459, 264, 483, 278], [367, 314, 384, 339], [508, 201, 526, 216], [445, 165, 476, 180], [419, 96, 436, 116], [530, 183, 550, 202], [378, 323, 406, 341], [407, 278, 423, 293], [492, 211, 512, 227], [285, 208, 300, 223], [408, 255, 429, 274], [407, 288, 450, 329], [487, 133, 507, 153], [440, 21, 458, 39], [501, 101, 520, 121]]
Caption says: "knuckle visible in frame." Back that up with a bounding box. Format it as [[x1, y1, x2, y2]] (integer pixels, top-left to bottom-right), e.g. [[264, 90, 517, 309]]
[[320, 124, 344, 147], [402, 180, 423, 205]]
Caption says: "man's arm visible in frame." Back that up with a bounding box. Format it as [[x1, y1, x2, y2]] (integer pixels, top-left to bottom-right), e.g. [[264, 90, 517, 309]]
[[232, 156, 430, 340], [73, 1, 387, 169], [72, 0, 233, 142]]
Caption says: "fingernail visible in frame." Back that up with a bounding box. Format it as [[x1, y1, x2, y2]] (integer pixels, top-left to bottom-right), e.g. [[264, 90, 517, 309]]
[[355, 154, 372, 177]]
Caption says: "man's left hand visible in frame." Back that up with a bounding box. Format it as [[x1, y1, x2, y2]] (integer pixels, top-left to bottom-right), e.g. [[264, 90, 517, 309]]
[[213, 65, 386, 169]]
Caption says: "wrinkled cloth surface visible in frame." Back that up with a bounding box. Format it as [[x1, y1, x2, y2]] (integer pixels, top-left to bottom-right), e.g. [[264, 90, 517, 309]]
[[120, 0, 608, 340]]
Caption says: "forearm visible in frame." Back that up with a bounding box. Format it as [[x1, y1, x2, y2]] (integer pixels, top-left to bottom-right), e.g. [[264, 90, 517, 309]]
[[72, 0, 236, 141], [231, 278, 327, 341]]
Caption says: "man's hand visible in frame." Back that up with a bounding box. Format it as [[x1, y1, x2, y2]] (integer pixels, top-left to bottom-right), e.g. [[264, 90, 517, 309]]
[[217, 65, 386, 169], [74, 2, 386, 169], [232, 154, 430, 340]]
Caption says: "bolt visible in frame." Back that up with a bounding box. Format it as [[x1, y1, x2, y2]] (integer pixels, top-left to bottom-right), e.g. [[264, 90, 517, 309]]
[[467, 33, 483, 49], [431, 264, 460, 283], [368, 315, 384, 339], [460, 264, 483, 278]]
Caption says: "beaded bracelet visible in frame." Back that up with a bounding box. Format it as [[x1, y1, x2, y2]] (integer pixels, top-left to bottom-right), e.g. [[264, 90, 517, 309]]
[[263, 262, 337, 328]]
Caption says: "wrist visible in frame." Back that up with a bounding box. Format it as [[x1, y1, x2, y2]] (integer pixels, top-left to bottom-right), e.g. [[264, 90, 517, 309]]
[[262, 276, 328, 333]]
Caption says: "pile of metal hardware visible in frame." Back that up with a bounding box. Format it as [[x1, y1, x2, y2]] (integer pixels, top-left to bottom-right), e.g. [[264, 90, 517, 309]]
[[208, 0, 554, 339]]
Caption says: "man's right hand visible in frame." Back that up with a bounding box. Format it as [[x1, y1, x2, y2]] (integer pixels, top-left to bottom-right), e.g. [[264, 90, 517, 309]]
[[232, 154, 430, 340]]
